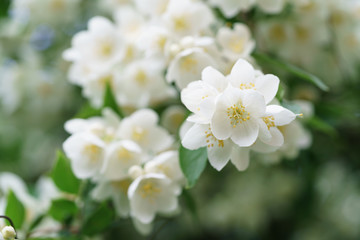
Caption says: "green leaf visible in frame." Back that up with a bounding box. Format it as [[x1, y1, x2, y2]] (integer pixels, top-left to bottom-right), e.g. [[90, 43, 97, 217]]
[[74, 103, 102, 119], [81, 202, 114, 236], [28, 214, 45, 232], [252, 52, 329, 91], [50, 151, 80, 194], [0, 0, 10, 18], [5, 190, 26, 229], [181, 190, 198, 220], [307, 116, 337, 137], [103, 83, 124, 118], [179, 145, 207, 188], [48, 199, 77, 222]]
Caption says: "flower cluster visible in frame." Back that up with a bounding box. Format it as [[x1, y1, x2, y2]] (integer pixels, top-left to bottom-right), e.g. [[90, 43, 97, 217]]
[[63, 109, 184, 233], [255, 0, 360, 86], [63, 0, 255, 108], [181, 59, 297, 171]]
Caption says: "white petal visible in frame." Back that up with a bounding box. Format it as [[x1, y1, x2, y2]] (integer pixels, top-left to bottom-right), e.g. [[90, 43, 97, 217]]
[[148, 126, 174, 153], [187, 114, 211, 124], [180, 80, 217, 117], [251, 140, 279, 153], [242, 90, 266, 117], [230, 147, 250, 171], [156, 189, 178, 214], [64, 119, 89, 134], [113, 190, 130, 218], [101, 140, 142, 180], [258, 120, 272, 142], [268, 127, 284, 147], [63, 133, 105, 179], [211, 103, 232, 140], [131, 108, 159, 126], [166, 48, 217, 89], [202, 66, 228, 92], [181, 124, 208, 150], [207, 139, 232, 171], [231, 119, 259, 147], [210, 87, 240, 140], [266, 105, 296, 126], [255, 74, 279, 104], [229, 59, 255, 86], [260, 127, 284, 147], [128, 178, 156, 224]]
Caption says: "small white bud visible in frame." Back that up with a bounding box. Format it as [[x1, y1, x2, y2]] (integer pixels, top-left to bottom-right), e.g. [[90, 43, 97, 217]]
[[1, 226, 16, 240], [169, 44, 181, 56], [129, 165, 143, 180]]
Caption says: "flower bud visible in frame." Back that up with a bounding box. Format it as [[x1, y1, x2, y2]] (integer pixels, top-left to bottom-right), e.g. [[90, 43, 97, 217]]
[[129, 165, 143, 179], [1, 226, 16, 240]]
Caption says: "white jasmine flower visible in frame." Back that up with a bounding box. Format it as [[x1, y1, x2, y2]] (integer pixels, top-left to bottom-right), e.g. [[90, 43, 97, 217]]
[[228, 59, 279, 104], [114, 6, 146, 41], [144, 151, 185, 184], [115, 57, 176, 108], [182, 123, 250, 171], [162, 0, 214, 37], [217, 23, 255, 62], [117, 109, 174, 154], [63, 132, 106, 179], [160, 105, 187, 134], [166, 48, 217, 89], [180, 66, 229, 123], [63, 16, 122, 70], [211, 87, 266, 147], [137, 26, 171, 60], [258, 105, 296, 147], [101, 140, 143, 181], [128, 173, 180, 224], [63, 17, 122, 106]]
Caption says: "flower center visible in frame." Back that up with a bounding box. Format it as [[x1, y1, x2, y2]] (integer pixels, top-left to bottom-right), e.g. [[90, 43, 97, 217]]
[[205, 128, 224, 148], [83, 144, 102, 163], [173, 16, 188, 31], [229, 38, 245, 53], [132, 127, 147, 141], [98, 40, 114, 58], [181, 56, 198, 73], [141, 182, 161, 199], [239, 82, 255, 90], [117, 147, 133, 161], [135, 70, 148, 86], [227, 103, 251, 128], [262, 116, 275, 129]]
